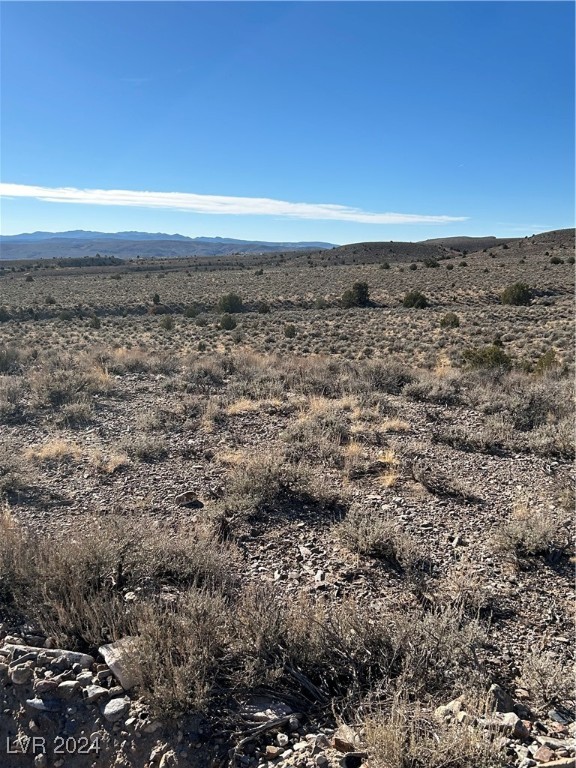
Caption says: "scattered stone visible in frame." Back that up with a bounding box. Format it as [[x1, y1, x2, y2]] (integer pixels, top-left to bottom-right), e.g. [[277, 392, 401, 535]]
[[487, 683, 516, 713], [57, 680, 80, 699], [10, 665, 33, 685], [276, 732, 289, 747], [535, 747, 558, 763], [84, 684, 109, 703], [102, 696, 130, 722], [266, 745, 283, 759]]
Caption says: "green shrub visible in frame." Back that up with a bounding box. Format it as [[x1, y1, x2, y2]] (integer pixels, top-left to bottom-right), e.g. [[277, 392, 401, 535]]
[[160, 315, 175, 331], [446, 263, 454, 270], [440, 312, 460, 329], [217, 293, 243, 313], [220, 314, 237, 331], [341, 281, 370, 308], [257, 301, 270, 314], [462, 345, 512, 370], [380, 261, 390, 270], [314, 297, 329, 309], [423, 258, 439, 268], [409, 263, 417, 271], [501, 282, 531, 306], [567, 255, 575, 265], [184, 305, 199, 318], [88, 315, 101, 329], [284, 323, 297, 338], [45, 295, 56, 305], [403, 291, 428, 309], [549, 256, 563, 265], [152, 293, 161, 305]]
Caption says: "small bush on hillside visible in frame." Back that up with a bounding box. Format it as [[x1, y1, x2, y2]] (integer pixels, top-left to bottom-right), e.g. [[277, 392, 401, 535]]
[[284, 323, 297, 338], [462, 345, 512, 370], [257, 301, 270, 314], [423, 258, 439, 268], [567, 255, 575, 265], [501, 282, 531, 306], [160, 315, 175, 330], [217, 293, 243, 313], [440, 312, 460, 329], [549, 256, 563, 264], [220, 314, 237, 331], [88, 315, 101, 329], [534, 349, 560, 375], [380, 261, 390, 270], [409, 263, 417, 271], [403, 291, 428, 309], [341, 281, 370, 308], [446, 263, 454, 270]]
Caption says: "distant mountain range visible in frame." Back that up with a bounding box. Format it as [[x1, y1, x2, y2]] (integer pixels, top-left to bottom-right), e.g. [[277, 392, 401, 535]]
[[0, 230, 337, 259]]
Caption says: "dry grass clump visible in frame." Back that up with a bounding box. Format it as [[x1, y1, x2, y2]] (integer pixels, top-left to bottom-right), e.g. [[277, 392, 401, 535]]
[[365, 697, 501, 768], [25, 438, 82, 464], [29, 355, 113, 408]]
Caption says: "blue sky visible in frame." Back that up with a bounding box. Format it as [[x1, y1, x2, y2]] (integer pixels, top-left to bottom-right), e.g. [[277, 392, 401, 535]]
[[1, 1, 574, 243]]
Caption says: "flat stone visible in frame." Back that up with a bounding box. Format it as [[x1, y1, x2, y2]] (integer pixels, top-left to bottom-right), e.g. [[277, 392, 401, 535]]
[[102, 697, 130, 722], [57, 681, 80, 699], [98, 638, 140, 690], [487, 683, 516, 713], [84, 684, 109, 703], [534, 747, 557, 763], [265, 745, 283, 759]]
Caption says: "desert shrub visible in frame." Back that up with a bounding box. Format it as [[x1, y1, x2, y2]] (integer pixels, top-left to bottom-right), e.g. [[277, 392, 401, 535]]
[[220, 313, 237, 330], [518, 649, 574, 710], [314, 297, 329, 309], [500, 282, 531, 306], [152, 293, 161, 304], [121, 435, 168, 462], [160, 315, 175, 330], [403, 290, 428, 309], [549, 256, 563, 264], [462, 345, 512, 370], [284, 323, 297, 338], [0, 445, 28, 496], [0, 307, 11, 322], [342, 281, 370, 307], [257, 301, 270, 314], [492, 504, 565, 559], [408, 263, 417, 271], [534, 348, 560, 375], [58, 400, 94, 428], [218, 292, 243, 313], [88, 314, 101, 329], [184, 305, 199, 318], [423, 258, 439, 268], [567, 255, 575, 264], [440, 312, 460, 329], [446, 263, 454, 270], [458, 261, 468, 267], [0, 346, 21, 374], [45, 295, 56, 305], [338, 505, 419, 570], [380, 261, 390, 270]]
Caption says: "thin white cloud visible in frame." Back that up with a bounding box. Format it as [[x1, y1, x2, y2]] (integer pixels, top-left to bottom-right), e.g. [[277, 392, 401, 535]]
[[0, 183, 468, 225]]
